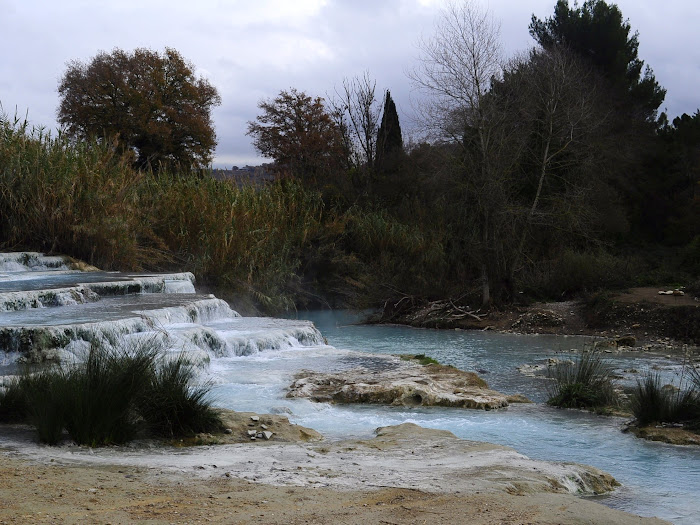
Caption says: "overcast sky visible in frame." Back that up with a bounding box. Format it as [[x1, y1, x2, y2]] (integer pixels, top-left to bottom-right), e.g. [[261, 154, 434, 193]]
[[2, 0, 698, 167]]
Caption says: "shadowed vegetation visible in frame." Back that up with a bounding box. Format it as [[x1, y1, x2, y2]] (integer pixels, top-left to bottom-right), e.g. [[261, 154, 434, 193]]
[[546, 350, 617, 409], [631, 370, 700, 429], [0, 340, 222, 446]]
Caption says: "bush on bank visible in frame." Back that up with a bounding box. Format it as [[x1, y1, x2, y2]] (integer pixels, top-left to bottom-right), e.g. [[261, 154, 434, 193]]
[[546, 349, 617, 409], [0, 340, 222, 446]]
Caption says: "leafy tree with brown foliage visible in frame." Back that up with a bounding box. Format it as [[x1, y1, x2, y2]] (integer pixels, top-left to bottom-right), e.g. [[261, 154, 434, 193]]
[[246, 88, 345, 184], [57, 47, 221, 171]]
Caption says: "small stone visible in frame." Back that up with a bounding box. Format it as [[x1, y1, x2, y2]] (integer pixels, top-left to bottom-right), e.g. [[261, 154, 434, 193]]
[[250, 416, 260, 422], [262, 431, 273, 440], [260, 424, 268, 430], [247, 430, 256, 436], [224, 428, 233, 435]]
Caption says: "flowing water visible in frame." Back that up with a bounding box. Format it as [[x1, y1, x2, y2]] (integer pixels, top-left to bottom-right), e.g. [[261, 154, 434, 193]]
[[209, 310, 700, 525], [1, 254, 698, 524]]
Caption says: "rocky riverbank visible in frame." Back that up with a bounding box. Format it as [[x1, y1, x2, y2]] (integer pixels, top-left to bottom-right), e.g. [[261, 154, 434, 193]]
[[375, 287, 700, 348], [0, 414, 669, 525]]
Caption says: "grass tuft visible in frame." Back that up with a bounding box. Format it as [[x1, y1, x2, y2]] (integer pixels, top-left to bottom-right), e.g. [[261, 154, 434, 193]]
[[0, 339, 222, 446], [546, 349, 617, 409], [139, 354, 221, 438], [632, 372, 700, 427]]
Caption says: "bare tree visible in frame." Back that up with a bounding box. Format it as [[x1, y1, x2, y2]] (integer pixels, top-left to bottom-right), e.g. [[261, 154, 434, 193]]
[[504, 46, 608, 282], [328, 72, 383, 171], [410, 1, 609, 305], [409, 0, 508, 306]]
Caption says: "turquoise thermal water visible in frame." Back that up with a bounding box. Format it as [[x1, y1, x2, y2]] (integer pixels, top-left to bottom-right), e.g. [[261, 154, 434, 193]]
[[208, 310, 700, 525]]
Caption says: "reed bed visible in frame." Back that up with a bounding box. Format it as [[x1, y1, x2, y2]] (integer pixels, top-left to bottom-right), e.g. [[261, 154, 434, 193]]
[[0, 114, 325, 311]]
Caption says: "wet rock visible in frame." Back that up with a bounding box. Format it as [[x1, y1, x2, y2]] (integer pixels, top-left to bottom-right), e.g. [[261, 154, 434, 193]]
[[517, 364, 547, 377], [506, 394, 532, 404], [288, 359, 514, 410], [616, 335, 636, 347]]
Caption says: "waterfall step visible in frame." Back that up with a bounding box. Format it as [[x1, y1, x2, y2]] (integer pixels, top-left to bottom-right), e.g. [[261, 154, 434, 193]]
[[0, 253, 325, 363]]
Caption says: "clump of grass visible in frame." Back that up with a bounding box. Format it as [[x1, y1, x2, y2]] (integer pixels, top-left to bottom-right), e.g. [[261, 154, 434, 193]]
[[0, 378, 30, 423], [1, 340, 221, 446], [546, 350, 617, 409], [61, 342, 160, 446], [139, 354, 221, 438], [16, 369, 68, 445], [400, 353, 440, 366], [632, 371, 700, 428]]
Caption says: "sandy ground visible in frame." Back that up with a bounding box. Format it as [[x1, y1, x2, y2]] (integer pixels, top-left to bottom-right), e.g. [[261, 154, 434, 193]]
[[0, 418, 668, 525]]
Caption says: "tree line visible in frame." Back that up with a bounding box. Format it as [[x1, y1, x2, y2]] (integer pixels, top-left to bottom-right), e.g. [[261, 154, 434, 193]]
[[9, 0, 699, 311]]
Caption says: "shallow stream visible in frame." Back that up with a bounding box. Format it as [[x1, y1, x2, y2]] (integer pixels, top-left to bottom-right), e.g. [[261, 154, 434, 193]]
[[208, 310, 700, 525]]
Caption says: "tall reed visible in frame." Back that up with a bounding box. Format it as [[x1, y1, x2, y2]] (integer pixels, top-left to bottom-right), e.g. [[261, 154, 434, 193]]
[[1, 113, 325, 310], [0, 113, 165, 270]]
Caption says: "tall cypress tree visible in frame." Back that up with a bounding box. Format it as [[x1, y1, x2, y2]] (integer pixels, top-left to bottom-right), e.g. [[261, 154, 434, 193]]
[[375, 90, 403, 170]]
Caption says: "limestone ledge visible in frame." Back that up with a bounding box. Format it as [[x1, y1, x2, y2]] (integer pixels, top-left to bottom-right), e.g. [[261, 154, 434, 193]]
[[287, 357, 530, 409]]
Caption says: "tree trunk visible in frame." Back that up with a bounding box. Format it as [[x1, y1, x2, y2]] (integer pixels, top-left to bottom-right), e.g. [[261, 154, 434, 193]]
[[481, 262, 490, 306]]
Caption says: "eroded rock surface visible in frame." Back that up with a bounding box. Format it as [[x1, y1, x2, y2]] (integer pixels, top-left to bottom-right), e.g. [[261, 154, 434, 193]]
[[287, 357, 526, 409], [192, 410, 323, 444]]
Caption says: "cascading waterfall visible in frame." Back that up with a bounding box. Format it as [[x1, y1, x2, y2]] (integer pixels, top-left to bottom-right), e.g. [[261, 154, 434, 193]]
[[0, 252, 325, 364]]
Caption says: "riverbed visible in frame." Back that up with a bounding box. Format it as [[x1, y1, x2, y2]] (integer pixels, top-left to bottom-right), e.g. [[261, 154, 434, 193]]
[[206, 309, 700, 525], [1, 254, 698, 524]]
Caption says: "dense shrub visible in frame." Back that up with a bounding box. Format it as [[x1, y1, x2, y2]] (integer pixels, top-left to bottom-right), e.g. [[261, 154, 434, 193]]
[[0, 341, 221, 446], [631, 372, 700, 427], [546, 350, 617, 409]]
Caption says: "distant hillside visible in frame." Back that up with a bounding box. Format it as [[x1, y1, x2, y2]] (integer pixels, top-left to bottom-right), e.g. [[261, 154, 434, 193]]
[[211, 166, 275, 186]]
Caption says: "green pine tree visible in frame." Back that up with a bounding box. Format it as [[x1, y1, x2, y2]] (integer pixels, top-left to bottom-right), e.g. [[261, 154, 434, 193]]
[[530, 0, 665, 123]]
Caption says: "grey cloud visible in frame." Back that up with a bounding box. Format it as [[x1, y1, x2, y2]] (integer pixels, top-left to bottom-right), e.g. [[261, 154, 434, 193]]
[[1, 0, 697, 167]]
